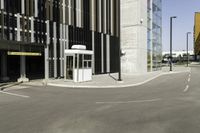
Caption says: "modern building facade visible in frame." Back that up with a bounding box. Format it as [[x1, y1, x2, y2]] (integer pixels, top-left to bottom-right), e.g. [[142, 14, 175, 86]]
[[0, 0, 120, 82], [121, 0, 162, 74], [194, 12, 200, 56]]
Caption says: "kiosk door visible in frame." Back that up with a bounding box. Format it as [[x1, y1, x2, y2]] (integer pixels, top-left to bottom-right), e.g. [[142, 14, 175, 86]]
[[66, 56, 74, 80]]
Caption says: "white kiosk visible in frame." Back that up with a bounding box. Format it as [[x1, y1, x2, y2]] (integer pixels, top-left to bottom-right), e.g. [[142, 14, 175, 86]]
[[64, 45, 93, 82]]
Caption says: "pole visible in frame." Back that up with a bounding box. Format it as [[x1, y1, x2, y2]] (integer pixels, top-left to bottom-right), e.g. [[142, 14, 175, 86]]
[[118, 0, 122, 81], [186, 32, 191, 67], [169, 16, 177, 71], [170, 17, 173, 71], [187, 33, 189, 67]]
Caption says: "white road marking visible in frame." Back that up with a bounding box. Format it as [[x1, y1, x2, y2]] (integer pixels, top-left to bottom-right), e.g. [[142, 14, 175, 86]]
[[189, 67, 192, 73], [96, 98, 161, 104], [0, 91, 30, 98], [183, 85, 189, 92], [188, 78, 191, 82]]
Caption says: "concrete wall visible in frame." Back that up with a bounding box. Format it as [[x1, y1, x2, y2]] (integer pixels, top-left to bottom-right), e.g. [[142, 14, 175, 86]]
[[121, 0, 147, 74]]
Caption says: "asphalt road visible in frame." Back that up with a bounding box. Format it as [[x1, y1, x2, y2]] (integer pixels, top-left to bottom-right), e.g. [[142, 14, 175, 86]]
[[0, 66, 200, 133]]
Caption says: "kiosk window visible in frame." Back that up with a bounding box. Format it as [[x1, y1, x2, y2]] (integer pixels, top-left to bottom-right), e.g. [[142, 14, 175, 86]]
[[83, 61, 92, 68], [84, 61, 87, 68], [79, 54, 83, 68], [84, 55, 92, 60], [75, 54, 84, 69], [75, 55, 78, 68], [88, 62, 92, 68]]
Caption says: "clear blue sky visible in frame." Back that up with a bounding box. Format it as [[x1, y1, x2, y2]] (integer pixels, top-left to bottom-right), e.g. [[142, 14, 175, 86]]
[[162, 0, 200, 52]]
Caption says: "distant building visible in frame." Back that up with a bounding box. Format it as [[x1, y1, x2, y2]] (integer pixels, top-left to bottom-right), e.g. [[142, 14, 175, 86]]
[[162, 51, 195, 63], [121, 0, 162, 74], [194, 12, 200, 55], [163, 51, 194, 57]]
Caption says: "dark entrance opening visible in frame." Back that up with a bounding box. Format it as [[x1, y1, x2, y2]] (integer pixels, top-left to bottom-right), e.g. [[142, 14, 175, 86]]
[[0, 39, 45, 83], [26, 53, 44, 80], [0, 52, 44, 82], [7, 54, 20, 82]]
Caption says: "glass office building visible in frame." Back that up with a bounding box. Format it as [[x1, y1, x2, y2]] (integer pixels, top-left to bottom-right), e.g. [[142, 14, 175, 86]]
[[147, 0, 162, 71], [147, 0, 152, 71], [0, 0, 120, 82]]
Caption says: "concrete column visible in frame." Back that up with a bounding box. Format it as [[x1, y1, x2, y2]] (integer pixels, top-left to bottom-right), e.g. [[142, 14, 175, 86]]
[[76, 0, 79, 27], [53, 22, 57, 78], [106, 35, 110, 73], [98, 0, 102, 32], [34, 0, 38, 17], [103, 0, 107, 34], [121, 0, 148, 74], [110, 0, 114, 35], [61, 24, 66, 77], [31, 17, 34, 43], [1, 51, 9, 81], [17, 11, 28, 82], [45, 45, 49, 80], [92, 31, 95, 74], [101, 33, 104, 73], [62, 0, 66, 24], [1, 0, 4, 9], [17, 13, 21, 41], [45, 20, 50, 80], [18, 55, 29, 82], [66, 25, 69, 49], [68, 0, 71, 25], [59, 24, 64, 77], [21, 0, 25, 14]]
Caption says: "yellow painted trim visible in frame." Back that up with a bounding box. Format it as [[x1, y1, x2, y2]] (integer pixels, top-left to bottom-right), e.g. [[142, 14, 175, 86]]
[[7, 51, 42, 56]]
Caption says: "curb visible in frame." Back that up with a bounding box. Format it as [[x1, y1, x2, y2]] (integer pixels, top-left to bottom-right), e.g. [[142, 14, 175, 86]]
[[47, 70, 190, 89], [0, 82, 22, 91]]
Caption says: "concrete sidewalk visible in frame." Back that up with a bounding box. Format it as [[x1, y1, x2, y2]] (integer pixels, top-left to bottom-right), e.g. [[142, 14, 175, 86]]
[[46, 66, 191, 88]]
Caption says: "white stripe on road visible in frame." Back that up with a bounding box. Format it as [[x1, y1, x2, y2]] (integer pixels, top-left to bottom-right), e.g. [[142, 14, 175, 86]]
[[0, 91, 30, 98], [183, 85, 189, 92], [188, 78, 191, 82], [189, 67, 192, 73], [96, 98, 161, 104]]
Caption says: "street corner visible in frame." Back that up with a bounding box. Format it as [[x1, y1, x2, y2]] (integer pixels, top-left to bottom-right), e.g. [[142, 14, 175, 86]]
[[46, 72, 164, 89]]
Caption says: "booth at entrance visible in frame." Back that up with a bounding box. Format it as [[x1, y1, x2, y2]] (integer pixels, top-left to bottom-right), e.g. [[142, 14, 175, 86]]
[[64, 48, 93, 82]]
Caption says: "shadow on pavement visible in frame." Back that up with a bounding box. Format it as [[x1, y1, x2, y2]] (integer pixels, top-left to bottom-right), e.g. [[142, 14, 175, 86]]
[[108, 73, 118, 81]]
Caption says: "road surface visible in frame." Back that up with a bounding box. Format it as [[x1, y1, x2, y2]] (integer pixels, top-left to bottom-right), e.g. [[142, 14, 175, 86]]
[[0, 66, 200, 133]]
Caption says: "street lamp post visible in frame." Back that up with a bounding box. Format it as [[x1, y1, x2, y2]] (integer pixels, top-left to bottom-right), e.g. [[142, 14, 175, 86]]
[[170, 16, 177, 71], [186, 32, 191, 67], [118, 0, 122, 81]]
